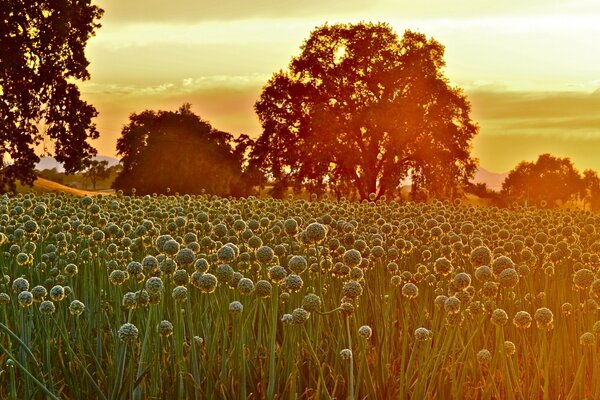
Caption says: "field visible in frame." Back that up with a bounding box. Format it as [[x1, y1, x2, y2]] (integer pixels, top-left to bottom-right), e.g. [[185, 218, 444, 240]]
[[0, 192, 599, 399]]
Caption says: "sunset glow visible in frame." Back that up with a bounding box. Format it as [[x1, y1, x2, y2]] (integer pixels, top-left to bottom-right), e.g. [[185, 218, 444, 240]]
[[83, 0, 600, 173]]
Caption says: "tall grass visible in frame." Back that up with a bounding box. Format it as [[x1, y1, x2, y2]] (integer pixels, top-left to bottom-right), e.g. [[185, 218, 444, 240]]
[[0, 192, 599, 398]]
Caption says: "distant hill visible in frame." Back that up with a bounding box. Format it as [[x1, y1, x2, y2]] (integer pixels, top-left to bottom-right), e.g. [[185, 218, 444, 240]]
[[16, 177, 110, 196], [472, 168, 508, 191], [36, 155, 119, 172]]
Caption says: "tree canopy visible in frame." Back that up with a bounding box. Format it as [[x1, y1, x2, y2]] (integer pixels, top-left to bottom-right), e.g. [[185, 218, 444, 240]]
[[502, 153, 585, 207], [0, 0, 103, 192], [251, 22, 478, 200], [113, 104, 256, 196]]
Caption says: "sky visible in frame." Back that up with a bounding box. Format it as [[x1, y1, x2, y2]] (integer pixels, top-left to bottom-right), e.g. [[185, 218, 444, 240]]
[[79, 0, 600, 173]]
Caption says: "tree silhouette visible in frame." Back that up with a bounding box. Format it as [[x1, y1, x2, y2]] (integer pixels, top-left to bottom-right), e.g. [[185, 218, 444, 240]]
[[113, 104, 256, 196], [0, 1, 103, 192], [502, 153, 584, 207], [251, 22, 478, 200], [581, 169, 600, 211], [83, 160, 110, 190]]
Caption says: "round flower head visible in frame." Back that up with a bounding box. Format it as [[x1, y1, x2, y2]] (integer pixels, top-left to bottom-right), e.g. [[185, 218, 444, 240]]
[[0, 293, 10, 305], [255, 280, 272, 298], [158, 320, 174, 337], [69, 300, 85, 316], [340, 348, 353, 360], [589, 279, 600, 300], [339, 302, 354, 316], [229, 300, 243, 314], [477, 349, 492, 367], [561, 302, 573, 316], [12, 277, 29, 293], [580, 332, 595, 346], [490, 308, 509, 327], [491, 256, 515, 276], [504, 340, 516, 356], [172, 286, 188, 302], [126, 261, 143, 276], [302, 293, 321, 312], [573, 268, 595, 290], [63, 263, 78, 277], [342, 280, 363, 300], [194, 258, 210, 273], [193, 336, 204, 346], [534, 307, 554, 330], [18, 291, 33, 308], [513, 311, 532, 329], [175, 248, 196, 266], [268, 266, 287, 283], [109, 270, 127, 286], [414, 327, 432, 342], [291, 307, 310, 325], [145, 277, 164, 295], [358, 325, 372, 339], [402, 283, 419, 299], [118, 323, 139, 343], [172, 269, 189, 286], [39, 300, 55, 315], [281, 313, 293, 324], [452, 272, 471, 290], [31, 285, 47, 302], [162, 239, 180, 256], [142, 255, 159, 274], [256, 246, 274, 265], [304, 223, 327, 244], [283, 274, 303, 292], [288, 254, 310, 274], [192, 273, 218, 293], [343, 249, 362, 268], [498, 268, 519, 289], [470, 246, 492, 267], [474, 266, 493, 282], [593, 320, 600, 334], [433, 257, 453, 276], [217, 245, 236, 263], [49, 285, 65, 302], [444, 296, 461, 314], [237, 278, 255, 295]]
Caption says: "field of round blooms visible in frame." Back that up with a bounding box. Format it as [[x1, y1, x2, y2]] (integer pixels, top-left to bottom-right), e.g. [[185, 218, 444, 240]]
[[1, 192, 600, 399]]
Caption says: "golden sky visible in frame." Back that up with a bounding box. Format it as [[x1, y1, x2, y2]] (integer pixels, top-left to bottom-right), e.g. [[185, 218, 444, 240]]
[[80, 0, 600, 173]]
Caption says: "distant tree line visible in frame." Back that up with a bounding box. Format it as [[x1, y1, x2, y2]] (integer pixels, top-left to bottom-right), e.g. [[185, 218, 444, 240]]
[[5, 4, 599, 210], [112, 104, 259, 196], [500, 153, 600, 210]]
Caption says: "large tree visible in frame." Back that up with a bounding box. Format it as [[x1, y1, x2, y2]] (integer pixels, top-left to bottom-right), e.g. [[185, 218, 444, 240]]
[[0, 0, 103, 192], [113, 104, 256, 196], [251, 22, 478, 200], [502, 153, 584, 207]]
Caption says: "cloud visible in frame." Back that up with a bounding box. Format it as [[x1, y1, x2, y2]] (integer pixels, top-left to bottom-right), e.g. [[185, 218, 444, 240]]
[[467, 89, 600, 172], [80, 77, 264, 157], [95, 0, 376, 23], [94, 0, 597, 23], [468, 89, 600, 135]]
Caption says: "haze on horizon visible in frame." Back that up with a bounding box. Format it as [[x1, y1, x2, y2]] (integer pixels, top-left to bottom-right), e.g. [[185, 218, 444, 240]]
[[79, 0, 600, 174]]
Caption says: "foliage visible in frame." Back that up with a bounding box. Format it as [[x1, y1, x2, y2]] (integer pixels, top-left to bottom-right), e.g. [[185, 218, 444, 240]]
[[113, 104, 257, 196], [502, 154, 585, 207], [83, 160, 110, 190], [0, 0, 103, 193], [251, 22, 478, 200], [36, 168, 65, 185], [581, 169, 600, 211]]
